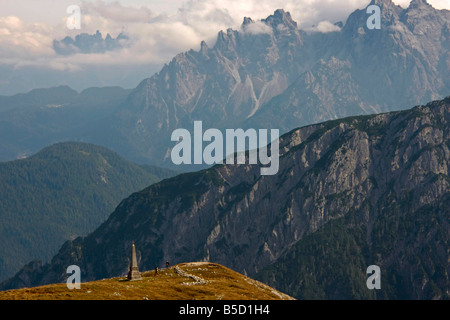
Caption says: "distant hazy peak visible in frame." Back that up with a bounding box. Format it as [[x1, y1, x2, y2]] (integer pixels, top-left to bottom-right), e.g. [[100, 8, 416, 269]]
[[343, 0, 436, 32], [242, 17, 254, 26], [261, 9, 297, 29], [53, 30, 129, 56], [369, 0, 408, 9], [408, 0, 431, 8], [199, 40, 209, 55]]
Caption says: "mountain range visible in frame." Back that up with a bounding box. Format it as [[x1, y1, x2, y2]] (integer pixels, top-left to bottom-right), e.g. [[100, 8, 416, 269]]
[[53, 30, 129, 55], [0, 0, 449, 169], [0, 0, 449, 300], [90, 0, 450, 167], [2, 96, 448, 299], [0, 142, 177, 283], [0, 86, 132, 161]]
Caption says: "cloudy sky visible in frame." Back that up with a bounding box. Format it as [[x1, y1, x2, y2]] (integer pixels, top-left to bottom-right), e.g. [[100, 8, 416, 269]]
[[0, 0, 448, 94]]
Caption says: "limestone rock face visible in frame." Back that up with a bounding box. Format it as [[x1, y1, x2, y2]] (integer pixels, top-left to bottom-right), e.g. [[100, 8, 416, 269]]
[[3, 97, 449, 299], [93, 2, 450, 167]]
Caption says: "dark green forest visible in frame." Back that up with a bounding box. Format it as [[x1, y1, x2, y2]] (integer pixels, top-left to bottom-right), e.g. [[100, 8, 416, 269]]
[[256, 198, 449, 300], [0, 142, 177, 282]]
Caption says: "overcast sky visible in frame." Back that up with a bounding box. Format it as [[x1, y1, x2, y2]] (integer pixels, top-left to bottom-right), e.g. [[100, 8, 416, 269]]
[[0, 0, 449, 94]]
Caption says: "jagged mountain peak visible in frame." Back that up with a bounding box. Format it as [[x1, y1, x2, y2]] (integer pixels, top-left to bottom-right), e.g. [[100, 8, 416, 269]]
[[368, 0, 412, 11], [400, 0, 448, 36], [369, 0, 397, 6], [262, 9, 297, 29], [408, 0, 431, 8], [214, 28, 239, 53], [199, 40, 209, 55], [79, 3, 448, 168], [340, 0, 444, 36], [404, 0, 442, 16], [347, 0, 402, 22], [242, 16, 254, 26]]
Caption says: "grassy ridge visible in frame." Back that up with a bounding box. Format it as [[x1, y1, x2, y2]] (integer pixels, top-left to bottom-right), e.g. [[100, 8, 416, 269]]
[[0, 262, 294, 300]]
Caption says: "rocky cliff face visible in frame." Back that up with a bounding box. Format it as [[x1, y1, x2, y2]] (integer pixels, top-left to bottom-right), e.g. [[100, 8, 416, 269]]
[[3, 97, 448, 299], [91, 0, 450, 166], [104, 9, 311, 165], [247, 0, 450, 130]]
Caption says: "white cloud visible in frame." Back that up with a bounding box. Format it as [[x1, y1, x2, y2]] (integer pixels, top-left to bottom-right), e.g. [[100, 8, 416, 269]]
[[316, 21, 342, 33], [242, 21, 274, 35], [0, 0, 369, 70], [391, 0, 450, 9], [0, 16, 55, 61], [431, 0, 450, 10], [2, 0, 449, 71], [83, 2, 153, 23]]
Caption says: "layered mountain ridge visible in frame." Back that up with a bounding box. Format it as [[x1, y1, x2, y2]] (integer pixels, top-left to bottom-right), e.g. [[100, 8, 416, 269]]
[[0, 142, 177, 283], [3, 96, 448, 299], [89, 0, 450, 166], [1, 1, 449, 168], [0, 86, 132, 161]]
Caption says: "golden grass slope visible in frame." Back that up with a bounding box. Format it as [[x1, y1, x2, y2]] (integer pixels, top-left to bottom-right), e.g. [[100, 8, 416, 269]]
[[0, 262, 294, 300]]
